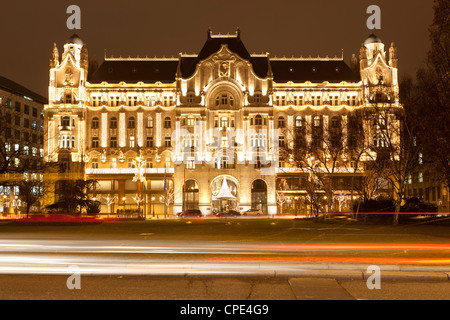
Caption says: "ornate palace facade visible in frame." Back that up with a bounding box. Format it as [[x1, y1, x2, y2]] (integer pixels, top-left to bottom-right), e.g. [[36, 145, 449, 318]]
[[44, 30, 402, 216]]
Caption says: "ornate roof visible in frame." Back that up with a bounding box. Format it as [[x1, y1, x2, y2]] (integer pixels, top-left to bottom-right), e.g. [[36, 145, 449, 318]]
[[88, 31, 360, 84]]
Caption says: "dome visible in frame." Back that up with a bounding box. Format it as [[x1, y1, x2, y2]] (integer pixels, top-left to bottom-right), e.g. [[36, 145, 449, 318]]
[[364, 33, 382, 45], [66, 34, 83, 46]]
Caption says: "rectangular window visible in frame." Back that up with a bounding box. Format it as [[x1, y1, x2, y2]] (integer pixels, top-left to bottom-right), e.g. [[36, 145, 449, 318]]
[[5, 99, 12, 109], [92, 158, 99, 169], [146, 136, 153, 148], [110, 158, 117, 169], [164, 136, 171, 147], [91, 137, 99, 148], [15, 116, 21, 126], [24, 105, 30, 114], [110, 137, 117, 148], [186, 158, 195, 169], [15, 102, 21, 112]]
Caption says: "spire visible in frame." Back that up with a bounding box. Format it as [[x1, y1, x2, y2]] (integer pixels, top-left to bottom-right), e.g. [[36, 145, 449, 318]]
[[207, 27, 212, 39], [266, 52, 273, 78], [50, 43, 59, 68], [176, 52, 182, 79], [80, 43, 88, 72]]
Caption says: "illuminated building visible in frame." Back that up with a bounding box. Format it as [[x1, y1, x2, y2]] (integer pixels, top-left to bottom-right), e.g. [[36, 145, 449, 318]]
[[0, 76, 46, 214], [44, 30, 402, 215]]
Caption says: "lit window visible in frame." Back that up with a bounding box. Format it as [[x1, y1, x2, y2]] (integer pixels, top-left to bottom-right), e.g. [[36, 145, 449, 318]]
[[187, 116, 195, 126], [110, 158, 117, 168], [313, 116, 321, 127], [147, 116, 153, 128]]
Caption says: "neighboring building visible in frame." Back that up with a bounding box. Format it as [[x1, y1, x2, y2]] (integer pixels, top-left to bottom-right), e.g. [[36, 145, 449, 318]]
[[44, 30, 402, 216], [406, 154, 449, 213], [0, 75, 47, 214]]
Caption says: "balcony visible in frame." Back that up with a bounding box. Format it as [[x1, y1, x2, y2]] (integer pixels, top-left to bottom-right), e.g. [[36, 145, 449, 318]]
[[86, 168, 175, 175]]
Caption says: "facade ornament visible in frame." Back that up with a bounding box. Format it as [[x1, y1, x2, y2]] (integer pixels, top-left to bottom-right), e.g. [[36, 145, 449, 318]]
[[64, 68, 74, 86]]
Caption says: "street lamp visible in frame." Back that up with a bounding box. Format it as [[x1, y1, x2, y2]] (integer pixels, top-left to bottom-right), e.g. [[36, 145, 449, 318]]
[[151, 196, 155, 217], [2, 195, 7, 216], [133, 156, 147, 218], [12, 196, 21, 216]]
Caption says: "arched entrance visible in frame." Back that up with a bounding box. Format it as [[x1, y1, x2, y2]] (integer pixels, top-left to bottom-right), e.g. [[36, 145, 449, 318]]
[[211, 176, 239, 214], [183, 180, 199, 211], [251, 179, 267, 213]]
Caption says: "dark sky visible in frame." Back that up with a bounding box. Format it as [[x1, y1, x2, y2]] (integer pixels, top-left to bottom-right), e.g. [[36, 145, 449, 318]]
[[0, 0, 434, 98]]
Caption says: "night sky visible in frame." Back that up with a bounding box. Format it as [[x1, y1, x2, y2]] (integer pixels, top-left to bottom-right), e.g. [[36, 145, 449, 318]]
[[0, 0, 434, 98]]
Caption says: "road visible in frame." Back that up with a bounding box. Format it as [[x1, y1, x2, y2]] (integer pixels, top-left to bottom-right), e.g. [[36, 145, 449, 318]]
[[0, 218, 448, 301]]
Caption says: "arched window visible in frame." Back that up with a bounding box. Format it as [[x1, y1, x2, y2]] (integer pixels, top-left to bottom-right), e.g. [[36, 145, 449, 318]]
[[128, 117, 135, 129], [313, 116, 321, 127], [278, 116, 285, 128], [251, 179, 267, 213], [295, 116, 303, 127], [110, 117, 117, 129], [61, 116, 70, 127], [164, 116, 171, 129], [255, 115, 262, 126], [183, 180, 199, 211], [92, 117, 99, 129], [215, 93, 234, 107]]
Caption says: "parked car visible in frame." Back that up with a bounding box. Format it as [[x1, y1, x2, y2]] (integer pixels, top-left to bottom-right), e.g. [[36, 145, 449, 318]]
[[243, 208, 263, 216], [177, 209, 203, 217], [216, 210, 241, 217]]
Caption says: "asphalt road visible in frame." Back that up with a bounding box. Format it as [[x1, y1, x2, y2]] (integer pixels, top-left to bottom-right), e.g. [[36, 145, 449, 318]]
[[0, 218, 448, 301]]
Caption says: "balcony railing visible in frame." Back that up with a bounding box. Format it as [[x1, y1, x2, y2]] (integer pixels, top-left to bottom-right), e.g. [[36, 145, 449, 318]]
[[86, 168, 174, 175]]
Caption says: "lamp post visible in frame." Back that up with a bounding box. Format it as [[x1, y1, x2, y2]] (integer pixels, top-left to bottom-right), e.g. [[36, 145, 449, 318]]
[[12, 196, 21, 217], [2, 195, 7, 216], [132, 156, 146, 218], [151, 196, 155, 217]]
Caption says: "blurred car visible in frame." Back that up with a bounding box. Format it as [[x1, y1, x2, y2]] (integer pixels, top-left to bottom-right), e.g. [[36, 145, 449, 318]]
[[177, 209, 203, 217], [243, 208, 263, 216], [215, 210, 241, 217]]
